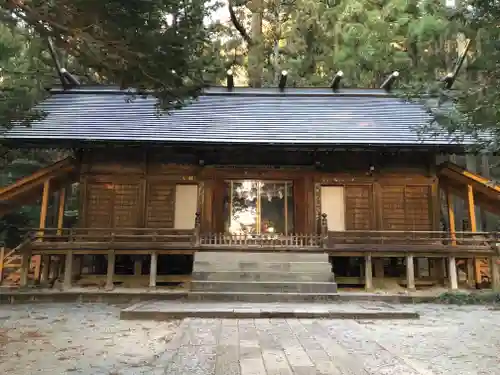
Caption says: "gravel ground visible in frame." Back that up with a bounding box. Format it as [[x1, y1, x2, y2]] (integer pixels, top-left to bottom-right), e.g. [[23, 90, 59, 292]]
[[0, 303, 180, 375], [0, 303, 499, 375]]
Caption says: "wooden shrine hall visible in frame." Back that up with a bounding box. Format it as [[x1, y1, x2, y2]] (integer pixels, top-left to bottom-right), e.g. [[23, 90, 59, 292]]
[[1, 84, 500, 293]]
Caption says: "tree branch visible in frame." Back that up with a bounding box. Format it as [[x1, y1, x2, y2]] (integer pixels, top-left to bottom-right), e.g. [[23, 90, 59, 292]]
[[228, 0, 253, 45]]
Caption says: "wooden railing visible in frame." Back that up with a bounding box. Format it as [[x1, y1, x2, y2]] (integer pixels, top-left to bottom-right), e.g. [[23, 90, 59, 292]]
[[16, 211, 498, 255], [200, 233, 323, 248], [25, 227, 196, 248]]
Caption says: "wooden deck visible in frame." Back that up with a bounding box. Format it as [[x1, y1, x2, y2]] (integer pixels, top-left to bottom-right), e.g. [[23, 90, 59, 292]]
[[8, 220, 500, 292], [23, 227, 498, 258]]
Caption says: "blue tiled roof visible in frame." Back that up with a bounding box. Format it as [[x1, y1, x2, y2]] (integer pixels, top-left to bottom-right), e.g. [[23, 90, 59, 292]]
[[1, 86, 470, 147]]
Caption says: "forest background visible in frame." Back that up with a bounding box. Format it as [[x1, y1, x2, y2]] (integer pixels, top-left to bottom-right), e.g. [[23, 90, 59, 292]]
[[0, 0, 499, 245]]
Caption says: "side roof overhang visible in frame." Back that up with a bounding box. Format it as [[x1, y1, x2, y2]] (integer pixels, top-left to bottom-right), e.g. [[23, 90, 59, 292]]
[[0, 85, 473, 152]]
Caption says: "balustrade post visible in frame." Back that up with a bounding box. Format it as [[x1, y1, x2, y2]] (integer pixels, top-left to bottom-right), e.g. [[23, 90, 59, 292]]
[[194, 212, 201, 247], [321, 213, 328, 249]]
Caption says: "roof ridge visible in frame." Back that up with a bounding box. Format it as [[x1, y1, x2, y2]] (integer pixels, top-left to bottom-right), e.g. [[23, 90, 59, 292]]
[[48, 85, 404, 98]]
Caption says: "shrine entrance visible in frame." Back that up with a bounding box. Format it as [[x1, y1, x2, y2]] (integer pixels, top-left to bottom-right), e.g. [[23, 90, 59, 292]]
[[222, 180, 295, 235]]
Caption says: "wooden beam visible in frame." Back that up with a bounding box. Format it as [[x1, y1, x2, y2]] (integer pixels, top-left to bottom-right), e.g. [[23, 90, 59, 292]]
[[149, 252, 158, 289], [445, 188, 457, 245], [448, 256, 458, 290], [406, 254, 416, 291], [105, 250, 115, 291], [364, 253, 373, 291], [467, 184, 477, 232]]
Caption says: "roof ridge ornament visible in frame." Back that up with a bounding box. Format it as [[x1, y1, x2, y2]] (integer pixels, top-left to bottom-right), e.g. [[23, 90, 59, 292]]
[[226, 69, 234, 91], [47, 37, 79, 90], [278, 70, 288, 91], [441, 38, 471, 90], [330, 71, 343, 91], [380, 71, 399, 92]]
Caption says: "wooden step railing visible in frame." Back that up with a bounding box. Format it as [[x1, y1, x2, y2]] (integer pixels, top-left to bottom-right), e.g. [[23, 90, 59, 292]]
[[0, 238, 36, 286]]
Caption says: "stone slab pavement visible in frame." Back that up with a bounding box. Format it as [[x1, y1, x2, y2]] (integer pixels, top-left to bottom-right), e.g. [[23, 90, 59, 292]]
[[121, 300, 420, 320], [1, 303, 500, 374]]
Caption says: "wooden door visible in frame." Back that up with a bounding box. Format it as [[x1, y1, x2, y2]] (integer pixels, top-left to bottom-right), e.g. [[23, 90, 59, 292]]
[[320, 186, 346, 231], [174, 184, 198, 229]]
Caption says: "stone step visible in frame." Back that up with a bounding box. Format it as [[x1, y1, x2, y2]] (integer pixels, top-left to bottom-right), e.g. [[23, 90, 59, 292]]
[[191, 280, 338, 293], [120, 301, 420, 321], [193, 261, 332, 273], [192, 271, 334, 282], [194, 252, 329, 263], [187, 291, 341, 303]]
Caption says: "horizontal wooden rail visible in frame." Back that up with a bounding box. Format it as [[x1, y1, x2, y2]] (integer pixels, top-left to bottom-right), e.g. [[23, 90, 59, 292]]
[[18, 227, 500, 257]]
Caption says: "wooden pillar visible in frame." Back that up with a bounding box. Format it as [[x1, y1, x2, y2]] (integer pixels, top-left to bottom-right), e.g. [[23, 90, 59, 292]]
[[35, 179, 51, 282], [20, 248, 31, 287], [448, 256, 458, 290], [63, 250, 73, 289], [105, 251, 115, 291], [445, 188, 456, 246], [0, 246, 4, 284], [149, 252, 158, 289], [364, 253, 373, 291], [57, 187, 66, 235], [406, 254, 416, 291], [491, 256, 500, 292], [467, 184, 481, 285], [479, 155, 490, 230]]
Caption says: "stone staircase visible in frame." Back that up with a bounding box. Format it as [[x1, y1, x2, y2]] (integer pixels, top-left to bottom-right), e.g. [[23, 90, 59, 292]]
[[189, 252, 338, 302]]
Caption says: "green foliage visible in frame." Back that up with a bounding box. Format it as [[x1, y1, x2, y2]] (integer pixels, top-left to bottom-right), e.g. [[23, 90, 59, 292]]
[[225, 0, 461, 87], [0, 23, 51, 129], [2, 0, 218, 111], [435, 291, 500, 305]]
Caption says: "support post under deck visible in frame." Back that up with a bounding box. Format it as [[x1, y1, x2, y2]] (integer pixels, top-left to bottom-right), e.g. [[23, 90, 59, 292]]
[[105, 251, 115, 291], [448, 256, 459, 290], [63, 250, 73, 290], [149, 252, 158, 289], [364, 253, 373, 292], [406, 254, 416, 291]]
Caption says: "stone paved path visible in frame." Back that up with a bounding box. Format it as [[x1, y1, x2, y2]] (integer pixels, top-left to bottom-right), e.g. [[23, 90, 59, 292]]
[[1, 303, 500, 374]]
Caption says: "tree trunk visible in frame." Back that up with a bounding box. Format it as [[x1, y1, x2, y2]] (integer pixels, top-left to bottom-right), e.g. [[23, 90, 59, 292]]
[[248, 0, 264, 88]]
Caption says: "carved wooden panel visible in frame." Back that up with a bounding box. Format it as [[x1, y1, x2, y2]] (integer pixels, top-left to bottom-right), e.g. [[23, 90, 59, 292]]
[[145, 182, 176, 228], [113, 183, 141, 227], [345, 185, 373, 230], [404, 185, 431, 230], [381, 185, 431, 231], [86, 183, 114, 228], [381, 186, 406, 230]]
